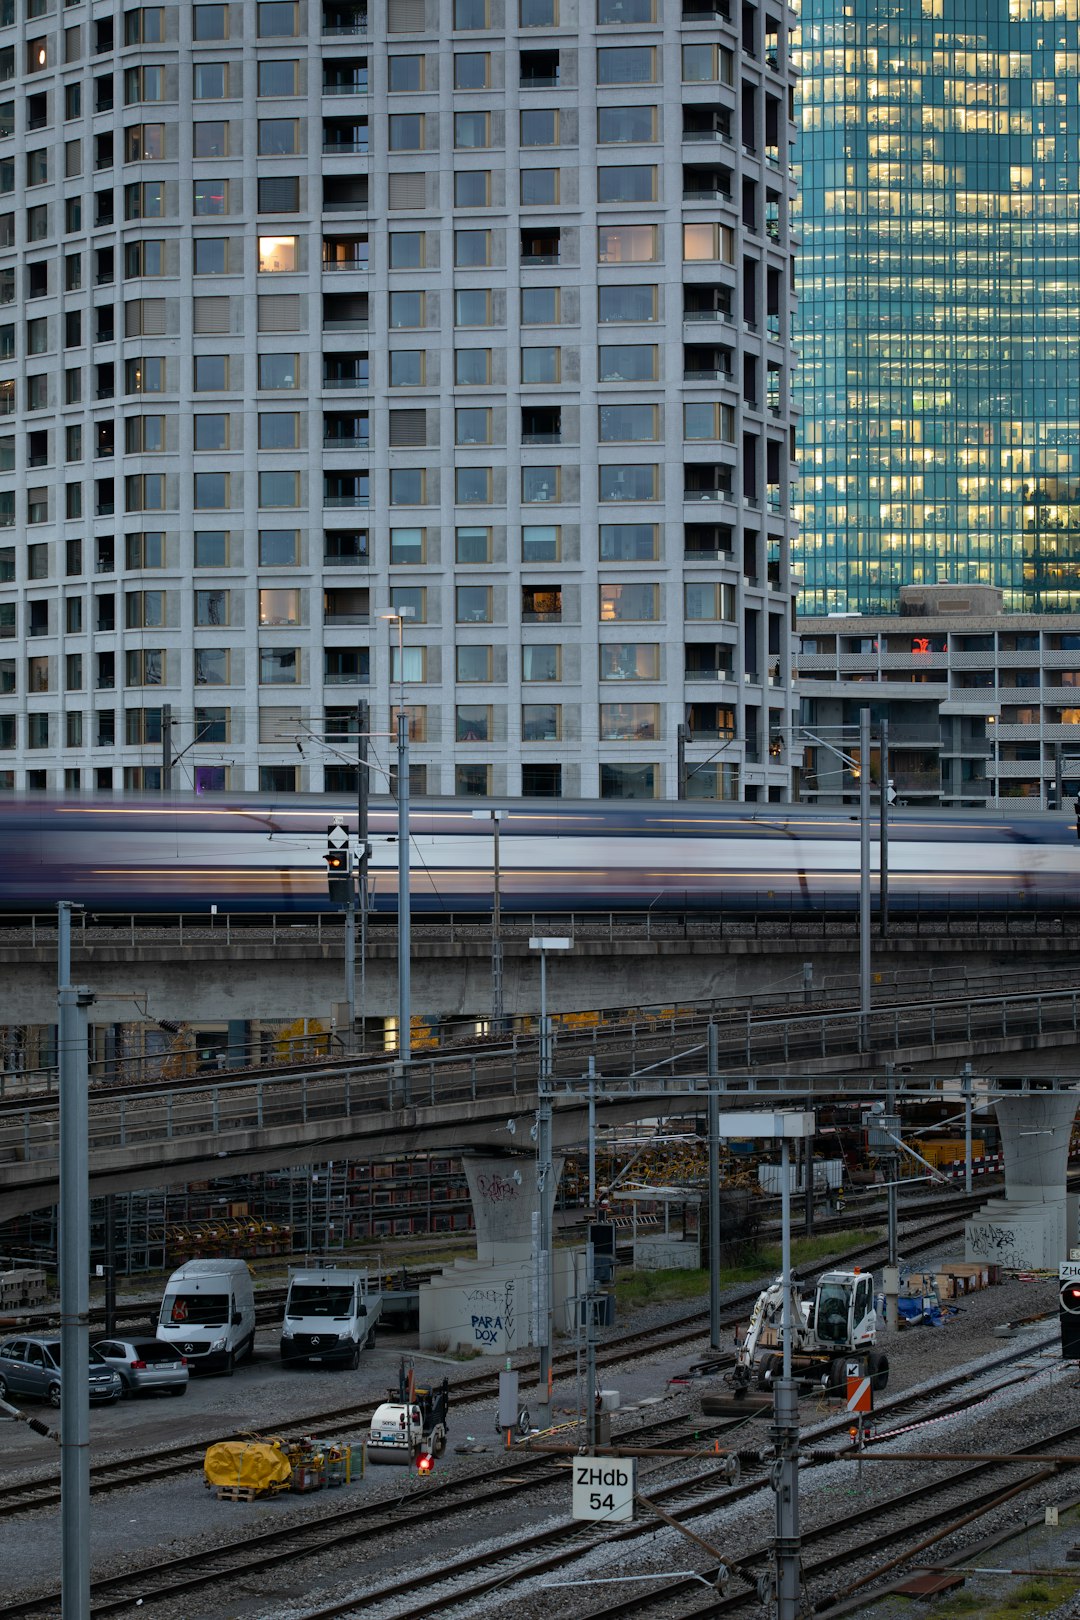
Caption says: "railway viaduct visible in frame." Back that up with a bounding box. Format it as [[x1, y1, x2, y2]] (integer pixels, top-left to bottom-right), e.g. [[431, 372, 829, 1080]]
[[0, 912, 1079, 1026], [4, 984, 1080, 1222]]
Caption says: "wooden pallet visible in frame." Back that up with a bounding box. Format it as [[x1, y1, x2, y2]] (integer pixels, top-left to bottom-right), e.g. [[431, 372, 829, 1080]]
[[214, 1485, 260, 1502]]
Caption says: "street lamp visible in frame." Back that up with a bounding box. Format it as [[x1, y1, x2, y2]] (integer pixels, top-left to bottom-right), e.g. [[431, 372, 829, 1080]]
[[471, 808, 506, 1029], [380, 607, 415, 1067], [529, 936, 573, 1408]]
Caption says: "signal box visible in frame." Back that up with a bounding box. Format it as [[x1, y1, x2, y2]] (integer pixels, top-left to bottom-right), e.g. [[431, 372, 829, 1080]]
[[1059, 1261, 1080, 1357]]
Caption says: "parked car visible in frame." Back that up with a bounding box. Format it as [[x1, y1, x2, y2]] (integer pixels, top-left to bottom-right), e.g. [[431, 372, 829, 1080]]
[[0, 1336, 121, 1407], [92, 1337, 188, 1397]]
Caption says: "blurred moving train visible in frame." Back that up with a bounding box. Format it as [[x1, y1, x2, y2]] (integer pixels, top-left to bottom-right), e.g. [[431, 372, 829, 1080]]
[[1, 794, 1078, 914]]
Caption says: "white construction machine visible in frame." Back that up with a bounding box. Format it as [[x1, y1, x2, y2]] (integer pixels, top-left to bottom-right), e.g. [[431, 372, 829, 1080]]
[[732, 1268, 888, 1396]]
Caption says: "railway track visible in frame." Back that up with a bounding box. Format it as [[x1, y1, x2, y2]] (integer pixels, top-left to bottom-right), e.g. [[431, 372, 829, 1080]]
[[245, 1335, 1072, 1620], [4, 957, 1078, 1111], [2, 1338, 1062, 1620], [0, 1211, 971, 1522]]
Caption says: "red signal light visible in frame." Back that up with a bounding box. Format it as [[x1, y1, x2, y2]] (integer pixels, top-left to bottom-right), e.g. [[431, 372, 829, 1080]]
[[416, 1452, 434, 1475]]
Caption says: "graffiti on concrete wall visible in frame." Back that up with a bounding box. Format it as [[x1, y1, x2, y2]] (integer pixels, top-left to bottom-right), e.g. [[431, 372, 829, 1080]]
[[464, 1278, 519, 1350], [474, 1171, 519, 1206], [966, 1221, 1033, 1271]]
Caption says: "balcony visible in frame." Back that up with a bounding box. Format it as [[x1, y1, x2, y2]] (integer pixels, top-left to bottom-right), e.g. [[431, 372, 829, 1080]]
[[322, 3, 367, 31]]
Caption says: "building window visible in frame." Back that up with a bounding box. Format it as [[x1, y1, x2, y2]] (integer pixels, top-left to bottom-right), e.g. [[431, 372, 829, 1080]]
[[600, 701, 658, 740], [194, 530, 229, 567], [455, 763, 492, 796], [598, 343, 658, 381], [600, 762, 657, 798], [522, 466, 560, 503], [521, 108, 558, 147], [194, 471, 229, 508], [455, 289, 492, 327], [600, 464, 658, 502], [456, 704, 492, 742], [259, 647, 299, 684], [598, 225, 659, 264], [599, 641, 658, 680], [193, 412, 228, 450], [600, 523, 659, 561], [389, 527, 425, 564], [261, 528, 300, 564], [193, 178, 229, 215], [522, 524, 560, 562], [597, 106, 657, 144], [194, 238, 230, 275], [193, 121, 228, 158], [389, 351, 425, 386], [456, 584, 492, 623], [597, 165, 657, 203], [521, 168, 559, 206], [597, 46, 656, 84], [195, 648, 229, 684], [683, 221, 735, 263], [389, 467, 426, 505], [456, 644, 492, 681], [600, 404, 659, 442], [258, 60, 300, 96], [521, 286, 560, 324], [600, 582, 658, 620], [389, 112, 424, 151], [455, 170, 491, 207], [455, 348, 492, 386], [258, 353, 299, 388], [454, 110, 491, 149], [390, 290, 425, 329], [259, 470, 300, 507], [456, 525, 491, 563], [259, 587, 300, 625], [195, 588, 230, 625], [522, 703, 561, 741], [192, 62, 228, 99]]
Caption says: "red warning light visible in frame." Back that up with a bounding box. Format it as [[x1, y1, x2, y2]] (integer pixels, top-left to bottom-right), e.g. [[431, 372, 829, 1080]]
[[417, 1452, 434, 1475]]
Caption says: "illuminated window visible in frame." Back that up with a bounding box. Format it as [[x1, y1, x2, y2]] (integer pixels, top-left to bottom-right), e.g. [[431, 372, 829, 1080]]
[[259, 235, 298, 272]]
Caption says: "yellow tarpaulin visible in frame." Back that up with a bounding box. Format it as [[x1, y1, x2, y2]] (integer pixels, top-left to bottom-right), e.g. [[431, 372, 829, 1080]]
[[204, 1440, 292, 1493]]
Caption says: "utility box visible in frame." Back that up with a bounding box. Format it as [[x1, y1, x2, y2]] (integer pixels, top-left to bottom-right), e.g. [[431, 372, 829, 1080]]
[[1059, 1261, 1080, 1357]]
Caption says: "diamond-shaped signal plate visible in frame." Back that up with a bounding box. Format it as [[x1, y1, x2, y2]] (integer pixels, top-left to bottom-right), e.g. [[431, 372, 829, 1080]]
[[327, 822, 349, 848]]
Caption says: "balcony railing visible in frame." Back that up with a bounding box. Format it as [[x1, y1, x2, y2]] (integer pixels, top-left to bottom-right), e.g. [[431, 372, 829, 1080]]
[[324, 493, 370, 507], [323, 375, 369, 389], [322, 80, 369, 95], [323, 434, 370, 448], [323, 612, 370, 627], [683, 309, 732, 323], [323, 141, 369, 155]]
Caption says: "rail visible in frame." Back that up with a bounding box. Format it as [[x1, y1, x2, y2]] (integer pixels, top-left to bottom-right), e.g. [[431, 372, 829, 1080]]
[[3, 984, 1080, 1177], [3, 891, 1080, 948]]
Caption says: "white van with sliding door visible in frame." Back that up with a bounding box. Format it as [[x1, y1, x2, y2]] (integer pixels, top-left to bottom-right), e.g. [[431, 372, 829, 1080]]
[[157, 1259, 256, 1374]]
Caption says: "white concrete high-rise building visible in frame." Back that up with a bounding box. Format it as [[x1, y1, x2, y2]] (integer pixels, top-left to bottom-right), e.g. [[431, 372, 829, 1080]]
[[0, 0, 799, 802]]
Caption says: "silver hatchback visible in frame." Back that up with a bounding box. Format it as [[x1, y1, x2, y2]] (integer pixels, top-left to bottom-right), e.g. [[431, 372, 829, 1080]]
[[91, 1337, 189, 1397], [0, 1337, 121, 1406]]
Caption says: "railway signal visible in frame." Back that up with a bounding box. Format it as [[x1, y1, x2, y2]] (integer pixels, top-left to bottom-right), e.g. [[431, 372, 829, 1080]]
[[325, 823, 353, 906]]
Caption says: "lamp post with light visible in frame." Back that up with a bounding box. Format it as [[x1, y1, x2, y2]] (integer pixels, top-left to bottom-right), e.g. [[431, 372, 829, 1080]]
[[380, 606, 415, 1068]]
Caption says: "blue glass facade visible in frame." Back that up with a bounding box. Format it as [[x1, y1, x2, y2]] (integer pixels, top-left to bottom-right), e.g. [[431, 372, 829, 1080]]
[[793, 0, 1080, 614]]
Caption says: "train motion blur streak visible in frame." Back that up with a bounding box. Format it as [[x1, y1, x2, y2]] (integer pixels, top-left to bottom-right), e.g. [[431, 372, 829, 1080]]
[[2, 794, 1078, 914]]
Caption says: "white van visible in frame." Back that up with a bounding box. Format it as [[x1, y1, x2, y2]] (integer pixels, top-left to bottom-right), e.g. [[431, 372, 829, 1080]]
[[280, 1268, 381, 1369], [157, 1259, 256, 1374]]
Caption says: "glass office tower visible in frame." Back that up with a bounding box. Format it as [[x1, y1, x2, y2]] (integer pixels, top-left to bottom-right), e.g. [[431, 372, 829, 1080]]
[[793, 0, 1080, 615], [0, 0, 801, 802]]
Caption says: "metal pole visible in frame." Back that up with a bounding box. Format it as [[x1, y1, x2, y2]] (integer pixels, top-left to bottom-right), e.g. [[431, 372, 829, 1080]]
[[103, 1193, 116, 1337], [963, 1062, 973, 1197], [773, 1135, 801, 1620], [343, 900, 356, 1054], [707, 1023, 721, 1351], [161, 702, 172, 793], [585, 1241, 597, 1453], [587, 1056, 597, 1211], [859, 706, 871, 1048], [879, 716, 889, 938], [538, 1078, 553, 1404], [397, 707, 411, 1074], [357, 699, 369, 1053], [492, 811, 503, 1029], [677, 721, 688, 800], [1055, 741, 1063, 810], [540, 949, 549, 1082], [885, 1060, 898, 1333], [58, 901, 90, 1620]]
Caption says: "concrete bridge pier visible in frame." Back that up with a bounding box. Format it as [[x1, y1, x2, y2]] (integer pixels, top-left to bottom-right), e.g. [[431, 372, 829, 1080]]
[[419, 1152, 578, 1358], [965, 1092, 1079, 1270]]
